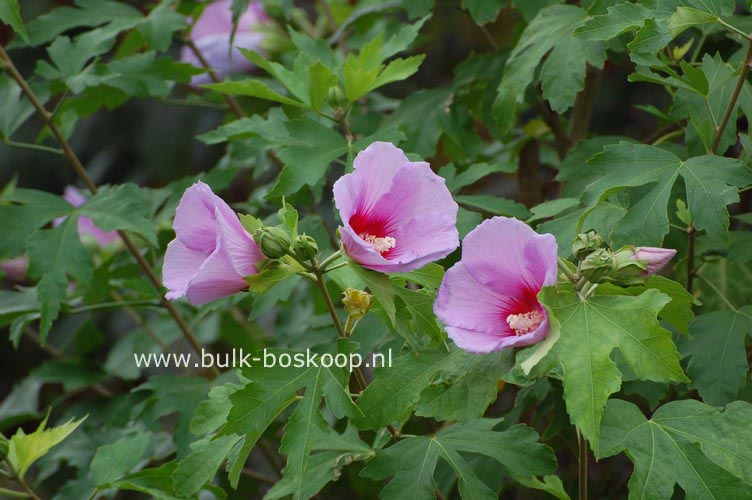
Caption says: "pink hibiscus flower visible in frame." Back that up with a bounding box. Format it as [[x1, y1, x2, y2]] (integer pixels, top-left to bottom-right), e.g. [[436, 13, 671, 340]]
[[434, 217, 558, 353], [55, 186, 120, 247], [162, 181, 263, 305], [181, 0, 269, 84], [333, 142, 459, 273]]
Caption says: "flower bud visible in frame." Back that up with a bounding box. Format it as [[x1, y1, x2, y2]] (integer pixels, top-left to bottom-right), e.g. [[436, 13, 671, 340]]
[[610, 247, 649, 286], [293, 234, 318, 261], [631, 247, 677, 275], [572, 231, 604, 260], [579, 248, 615, 284], [255, 227, 291, 259], [326, 85, 347, 107], [342, 288, 372, 320]]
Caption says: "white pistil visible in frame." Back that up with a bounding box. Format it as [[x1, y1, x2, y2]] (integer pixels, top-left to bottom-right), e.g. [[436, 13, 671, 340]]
[[506, 310, 544, 336], [362, 234, 396, 254]]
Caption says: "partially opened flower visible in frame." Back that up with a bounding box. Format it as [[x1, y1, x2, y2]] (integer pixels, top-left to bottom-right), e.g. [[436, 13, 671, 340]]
[[333, 142, 459, 273], [55, 186, 119, 247], [181, 0, 269, 84], [162, 181, 263, 305], [631, 247, 677, 275], [434, 217, 558, 353]]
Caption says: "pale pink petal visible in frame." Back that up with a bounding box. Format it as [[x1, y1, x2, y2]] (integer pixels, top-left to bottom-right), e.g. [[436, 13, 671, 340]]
[[334, 142, 412, 222], [0, 256, 28, 283], [77, 217, 119, 247], [185, 245, 248, 305], [214, 205, 263, 277], [172, 181, 221, 254], [631, 247, 677, 275], [461, 217, 554, 295], [434, 262, 515, 336], [62, 185, 87, 207], [163, 239, 208, 300]]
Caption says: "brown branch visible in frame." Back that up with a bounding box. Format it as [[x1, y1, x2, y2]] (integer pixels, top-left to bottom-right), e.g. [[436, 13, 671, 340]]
[[186, 40, 246, 118], [518, 139, 542, 207], [535, 97, 569, 160], [25, 327, 115, 398], [568, 65, 601, 147], [3, 460, 40, 500], [686, 225, 696, 292], [0, 44, 218, 377], [710, 36, 752, 155]]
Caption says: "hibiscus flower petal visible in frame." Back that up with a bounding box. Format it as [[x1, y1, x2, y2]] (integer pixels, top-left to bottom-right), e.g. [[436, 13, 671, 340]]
[[163, 239, 207, 300], [173, 181, 220, 254]]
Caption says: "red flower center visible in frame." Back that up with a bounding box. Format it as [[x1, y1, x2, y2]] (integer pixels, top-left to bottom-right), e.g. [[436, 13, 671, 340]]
[[349, 212, 396, 257]]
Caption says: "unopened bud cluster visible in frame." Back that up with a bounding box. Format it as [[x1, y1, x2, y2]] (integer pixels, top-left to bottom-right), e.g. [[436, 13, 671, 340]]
[[254, 227, 319, 262], [572, 232, 653, 286]]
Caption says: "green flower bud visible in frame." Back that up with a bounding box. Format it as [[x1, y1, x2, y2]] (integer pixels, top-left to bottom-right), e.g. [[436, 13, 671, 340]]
[[572, 231, 604, 260], [579, 248, 615, 284], [610, 247, 649, 286], [293, 234, 318, 261], [326, 85, 347, 107], [255, 227, 292, 259], [342, 288, 372, 320]]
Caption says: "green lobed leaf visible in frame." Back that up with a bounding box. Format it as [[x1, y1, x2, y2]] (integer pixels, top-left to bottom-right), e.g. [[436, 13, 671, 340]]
[[267, 117, 348, 198], [582, 142, 752, 246], [541, 286, 688, 448], [172, 435, 241, 497], [461, 0, 505, 25], [599, 399, 752, 498], [682, 306, 752, 407], [362, 419, 557, 499]]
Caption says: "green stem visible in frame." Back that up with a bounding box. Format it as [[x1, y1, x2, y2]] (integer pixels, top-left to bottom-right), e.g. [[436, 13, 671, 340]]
[[710, 36, 752, 155], [717, 18, 749, 39], [0, 44, 218, 377], [651, 129, 683, 145], [0, 486, 30, 498], [3, 460, 40, 500], [578, 431, 588, 500], [64, 299, 160, 314], [557, 257, 577, 283], [319, 250, 343, 271], [2, 138, 63, 155]]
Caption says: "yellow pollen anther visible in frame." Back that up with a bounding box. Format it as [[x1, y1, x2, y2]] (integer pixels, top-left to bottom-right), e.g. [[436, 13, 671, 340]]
[[506, 310, 544, 336], [362, 234, 396, 254]]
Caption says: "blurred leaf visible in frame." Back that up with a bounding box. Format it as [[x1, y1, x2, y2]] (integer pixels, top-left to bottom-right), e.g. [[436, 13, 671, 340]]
[[0, 0, 28, 42], [461, 0, 505, 25], [599, 399, 752, 498], [203, 80, 307, 107], [79, 183, 156, 245], [91, 431, 150, 487], [7, 414, 86, 479], [455, 195, 530, 218], [27, 216, 93, 341], [494, 5, 606, 134], [172, 435, 241, 497]]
